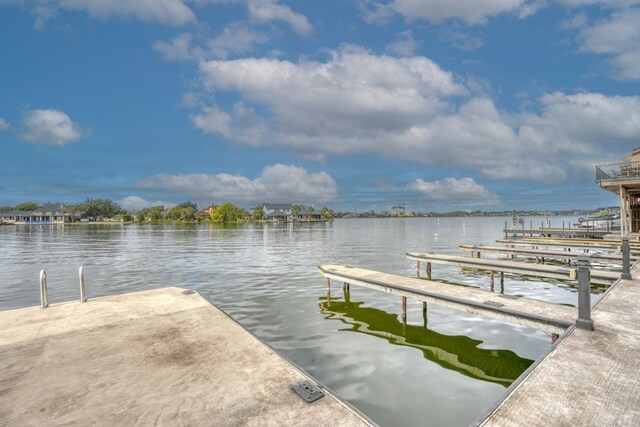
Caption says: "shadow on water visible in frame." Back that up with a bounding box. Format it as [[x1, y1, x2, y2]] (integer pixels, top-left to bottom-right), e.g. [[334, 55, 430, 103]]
[[320, 290, 534, 388]]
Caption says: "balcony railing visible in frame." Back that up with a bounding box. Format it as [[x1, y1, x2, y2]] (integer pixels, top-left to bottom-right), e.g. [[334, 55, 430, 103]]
[[596, 161, 640, 183]]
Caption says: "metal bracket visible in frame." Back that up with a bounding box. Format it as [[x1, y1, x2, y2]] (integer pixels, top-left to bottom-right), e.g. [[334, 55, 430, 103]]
[[484, 300, 504, 308], [293, 381, 325, 403]]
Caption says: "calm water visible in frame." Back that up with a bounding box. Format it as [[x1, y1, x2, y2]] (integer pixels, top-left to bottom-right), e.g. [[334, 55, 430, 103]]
[[0, 217, 603, 426]]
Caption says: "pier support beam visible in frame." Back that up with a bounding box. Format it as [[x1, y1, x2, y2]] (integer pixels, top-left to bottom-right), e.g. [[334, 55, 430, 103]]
[[500, 272, 504, 294], [416, 261, 421, 278], [489, 271, 495, 292], [620, 186, 628, 236], [622, 237, 632, 280], [576, 256, 594, 331], [426, 262, 432, 280], [401, 296, 407, 321]]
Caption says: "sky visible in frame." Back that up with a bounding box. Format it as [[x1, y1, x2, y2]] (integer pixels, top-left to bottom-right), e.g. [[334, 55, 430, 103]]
[[0, 0, 639, 212]]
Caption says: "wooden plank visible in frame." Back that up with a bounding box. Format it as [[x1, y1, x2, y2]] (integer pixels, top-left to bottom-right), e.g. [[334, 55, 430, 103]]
[[318, 265, 575, 334], [459, 244, 634, 264], [406, 252, 618, 286]]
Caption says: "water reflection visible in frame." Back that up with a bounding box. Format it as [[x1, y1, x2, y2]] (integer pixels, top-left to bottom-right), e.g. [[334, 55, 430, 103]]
[[320, 290, 534, 388]]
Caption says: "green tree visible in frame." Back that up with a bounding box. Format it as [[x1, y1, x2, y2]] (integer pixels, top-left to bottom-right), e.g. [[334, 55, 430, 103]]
[[167, 205, 197, 221], [291, 205, 301, 220], [122, 213, 133, 222], [78, 199, 124, 218], [15, 202, 40, 211], [252, 208, 265, 220], [319, 207, 335, 220], [210, 203, 247, 223], [176, 201, 198, 210]]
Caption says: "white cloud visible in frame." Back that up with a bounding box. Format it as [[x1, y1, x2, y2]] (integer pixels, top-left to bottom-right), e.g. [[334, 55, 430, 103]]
[[557, 0, 640, 6], [247, 0, 312, 35], [388, 0, 529, 25], [577, 8, 640, 79], [408, 177, 500, 205], [154, 33, 200, 61], [60, 0, 195, 25], [137, 164, 338, 204], [207, 23, 268, 58], [154, 24, 268, 62], [20, 109, 87, 146], [0, 118, 9, 130], [3, 0, 196, 27], [119, 196, 175, 211], [386, 30, 418, 56], [189, 47, 640, 182]]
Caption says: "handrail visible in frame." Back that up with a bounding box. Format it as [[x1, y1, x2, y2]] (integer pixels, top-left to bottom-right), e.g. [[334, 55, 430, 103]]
[[596, 160, 640, 182], [39, 266, 88, 309], [79, 266, 87, 302], [39, 270, 48, 309]]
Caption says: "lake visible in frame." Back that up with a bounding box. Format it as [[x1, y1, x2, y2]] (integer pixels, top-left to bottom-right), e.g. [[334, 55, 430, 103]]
[[0, 217, 599, 426]]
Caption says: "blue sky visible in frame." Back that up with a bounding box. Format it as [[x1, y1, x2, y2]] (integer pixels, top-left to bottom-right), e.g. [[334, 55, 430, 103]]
[[1, 0, 639, 212]]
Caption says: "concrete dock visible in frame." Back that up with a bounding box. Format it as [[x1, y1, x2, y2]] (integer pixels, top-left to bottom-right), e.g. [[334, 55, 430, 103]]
[[459, 244, 635, 264], [406, 252, 619, 286], [504, 227, 610, 239], [520, 236, 640, 248], [480, 264, 640, 426], [495, 238, 640, 253], [318, 265, 575, 334], [0, 287, 371, 426]]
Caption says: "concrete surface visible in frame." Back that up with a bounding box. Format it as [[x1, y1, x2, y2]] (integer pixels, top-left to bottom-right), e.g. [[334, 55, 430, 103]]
[[319, 265, 576, 334], [480, 264, 640, 426], [406, 252, 618, 286], [0, 287, 371, 427], [459, 244, 635, 264]]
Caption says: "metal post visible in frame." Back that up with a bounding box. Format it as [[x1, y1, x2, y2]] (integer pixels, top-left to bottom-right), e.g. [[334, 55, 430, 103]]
[[402, 296, 407, 321], [416, 260, 420, 278], [326, 277, 330, 291], [79, 266, 87, 303], [500, 271, 504, 293], [576, 256, 593, 331], [39, 270, 48, 309], [427, 262, 432, 280], [622, 237, 632, 280]]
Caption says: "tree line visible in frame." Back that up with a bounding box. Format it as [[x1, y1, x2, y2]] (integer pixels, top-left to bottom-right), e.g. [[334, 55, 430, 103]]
[[1, 200, 335, 224]]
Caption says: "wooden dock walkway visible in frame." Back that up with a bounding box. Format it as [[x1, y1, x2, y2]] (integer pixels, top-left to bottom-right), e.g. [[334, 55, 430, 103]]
[[459, 244, 635, 264], [480, 265, 640, 426], [0, 287, 371, 426], [495, 238, 640, 253], [406, 252, 619, 286], [504, 227, 610, 239], [519, 236, 640, 247], [318, 265, 575, 334]]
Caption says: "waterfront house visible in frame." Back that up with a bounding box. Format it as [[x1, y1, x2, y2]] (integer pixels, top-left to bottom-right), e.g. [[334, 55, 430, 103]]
[[254, 203, 324, 222], [0, 203, 72, 224], [596, 147, 640, 234], [200, 205, 219, 220], [390, 204, 406, 216]]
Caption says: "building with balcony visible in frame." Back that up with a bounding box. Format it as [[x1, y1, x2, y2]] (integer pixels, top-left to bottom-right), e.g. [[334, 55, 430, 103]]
[[596, 148, 640, 235]]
